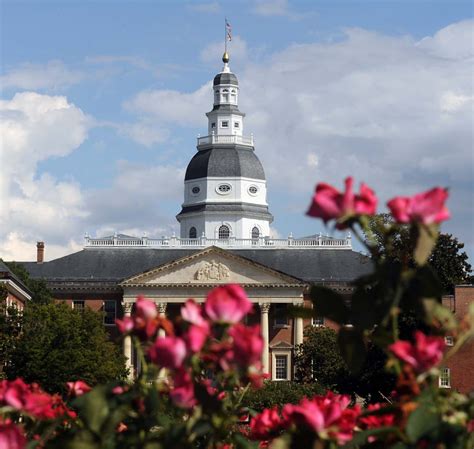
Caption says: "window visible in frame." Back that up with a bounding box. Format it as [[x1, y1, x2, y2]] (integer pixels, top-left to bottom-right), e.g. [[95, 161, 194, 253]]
[[103, 300, 116, 325], [439, 367, 451, 388], [72, 300, 85, 312], [251, 227, 260, 239], [222, 89, 229, 102], [234, 122, 240, 128], [248, 185, 258, 195], [217, 184, 231, 193], [218, 225, 230, 239], [221, 121, 229, 128], [445, 336, 454, 346], [191, 186, 200, 194], [275, 355, 288, 380], [189, 227, 197, 239], [312, 315, 325, 327], [274, 304, 289, 327], [211, 122, 216, 129]]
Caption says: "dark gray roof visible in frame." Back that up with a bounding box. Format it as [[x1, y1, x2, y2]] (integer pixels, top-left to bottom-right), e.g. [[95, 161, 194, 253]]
[[0, 260, 32, 295], [213, 72, 238, 86], [185, 146, 266, 181], [20, 247, 372, 284], [208, 104, 244, 114], [177, 202, 273, 221]]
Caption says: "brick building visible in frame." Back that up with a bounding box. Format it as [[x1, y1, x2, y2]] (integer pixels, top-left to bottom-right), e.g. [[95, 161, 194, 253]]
[[0, 260, 31, 310]]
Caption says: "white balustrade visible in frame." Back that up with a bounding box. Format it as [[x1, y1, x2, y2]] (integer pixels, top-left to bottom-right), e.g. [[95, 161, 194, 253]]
[[84, 235, 352, 249], [197, 134, 254, 147]]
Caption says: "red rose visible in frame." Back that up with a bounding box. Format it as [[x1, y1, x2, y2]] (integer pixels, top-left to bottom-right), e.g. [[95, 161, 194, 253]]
[[204, 284, 253, 323], [148, 336, 187, 369], [387, 187, 450, 225], [0, 419, 26, 449], [228, 323, 263, 367]]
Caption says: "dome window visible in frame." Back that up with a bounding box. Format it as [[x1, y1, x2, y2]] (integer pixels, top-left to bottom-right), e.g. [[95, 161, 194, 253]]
[[218, 225, 230, 240], [217, 183, 231, 194], [251, 227, 260, 239], [234, 122, 240, 128], [189, 227, 197, 239], [248, 185, 258, 195], [191, 186, 200, 195], [221, 121, 229, 128]]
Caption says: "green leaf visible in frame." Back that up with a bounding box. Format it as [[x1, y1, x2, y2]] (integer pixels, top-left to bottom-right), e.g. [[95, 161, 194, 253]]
[[310, 285, 349, 324], [75, 386, 110, 435], [406, 404, 440, 441], [337, 327, 366, 373], [423, 298, 457, 331], [414, 224, 438, 266], [342, 426, 400, 448]]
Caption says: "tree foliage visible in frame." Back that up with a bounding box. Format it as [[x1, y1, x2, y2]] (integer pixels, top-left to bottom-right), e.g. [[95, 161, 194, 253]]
[[294, 326, 395, 403], [6, 302, 127, 393], [365, 214, 471, 294]]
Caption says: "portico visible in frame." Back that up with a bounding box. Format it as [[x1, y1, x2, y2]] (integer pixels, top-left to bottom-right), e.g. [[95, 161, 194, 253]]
[[120, 246, 305, 379]]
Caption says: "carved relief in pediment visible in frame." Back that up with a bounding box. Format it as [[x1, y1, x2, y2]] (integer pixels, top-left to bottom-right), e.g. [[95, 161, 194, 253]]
[[195, 260, 230, 281]]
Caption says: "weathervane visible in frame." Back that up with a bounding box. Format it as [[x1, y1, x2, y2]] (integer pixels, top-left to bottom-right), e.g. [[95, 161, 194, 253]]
[[223, 18, 232, 63]]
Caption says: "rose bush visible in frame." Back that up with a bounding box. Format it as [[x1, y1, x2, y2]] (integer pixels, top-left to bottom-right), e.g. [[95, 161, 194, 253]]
[[0, 179, 472, 449]]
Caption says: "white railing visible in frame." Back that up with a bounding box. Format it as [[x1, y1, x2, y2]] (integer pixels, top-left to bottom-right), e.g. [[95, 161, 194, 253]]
[[197, 133, 254, 147], [84, 234, 352, 250]]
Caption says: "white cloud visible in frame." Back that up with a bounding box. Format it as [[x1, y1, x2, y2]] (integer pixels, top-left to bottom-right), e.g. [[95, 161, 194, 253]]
[[0, 60, 84, 90]]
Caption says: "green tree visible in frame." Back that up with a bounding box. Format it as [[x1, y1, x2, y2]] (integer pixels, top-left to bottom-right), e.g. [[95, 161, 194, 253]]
[[4, 261, 52, 304], [0, 285, 23, 379], [6, 302, 127, 393], [294, 326, 395, 403], [365, 214, 471, 293]]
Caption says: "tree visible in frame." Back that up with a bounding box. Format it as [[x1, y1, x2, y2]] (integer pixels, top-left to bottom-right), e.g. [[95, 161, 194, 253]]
[[0, 285, 22, 379], [294, 326, 395, 403], [3, 261, 52, 304], [365, 214, 471, 294], [6, 302, 127, 393]]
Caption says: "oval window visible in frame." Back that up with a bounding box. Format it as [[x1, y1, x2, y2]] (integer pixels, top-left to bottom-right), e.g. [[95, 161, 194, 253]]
[[191, 186, 200, 194], [217, 184, 231, 194], [248, 185, 258, 195]]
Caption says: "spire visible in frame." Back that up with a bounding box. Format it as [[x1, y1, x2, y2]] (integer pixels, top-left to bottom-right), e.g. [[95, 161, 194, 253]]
[[223, 18, 232, 73]]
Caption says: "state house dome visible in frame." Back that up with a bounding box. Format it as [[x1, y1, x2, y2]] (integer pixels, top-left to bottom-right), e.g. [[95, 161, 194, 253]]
[[184, 146, 266, 181]]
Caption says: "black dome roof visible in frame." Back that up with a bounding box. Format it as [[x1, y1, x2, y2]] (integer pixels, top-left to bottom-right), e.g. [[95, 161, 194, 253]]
[[185, 146, 265, 181], [213, 72, 238, 86]]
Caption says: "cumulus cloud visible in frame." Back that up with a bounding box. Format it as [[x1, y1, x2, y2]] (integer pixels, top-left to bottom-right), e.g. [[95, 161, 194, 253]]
[[0, 60, 84, 90]]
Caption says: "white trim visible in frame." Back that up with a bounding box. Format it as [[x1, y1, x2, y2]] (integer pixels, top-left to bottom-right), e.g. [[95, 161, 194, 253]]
[[272, 350, 292, 381], [0, 279, 32, 303], [439, 367, 451, 388]]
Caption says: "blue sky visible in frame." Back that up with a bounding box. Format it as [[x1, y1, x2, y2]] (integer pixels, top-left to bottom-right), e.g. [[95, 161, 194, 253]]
[[1, 0, 473, 261]]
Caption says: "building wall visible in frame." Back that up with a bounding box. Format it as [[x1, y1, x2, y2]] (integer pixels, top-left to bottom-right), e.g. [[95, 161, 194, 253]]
[[443, 285, 474, 394]]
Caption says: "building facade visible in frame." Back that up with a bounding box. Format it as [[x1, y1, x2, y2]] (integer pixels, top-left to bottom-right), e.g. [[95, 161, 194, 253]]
[[19, 52, 375, 380]]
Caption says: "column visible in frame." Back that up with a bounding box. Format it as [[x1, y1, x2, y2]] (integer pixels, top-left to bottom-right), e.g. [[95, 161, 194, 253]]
[[158, 302, 167, 337], [295, 317, 304, 346], [260, 303, 270, 375], [122, 302, 134, 380]]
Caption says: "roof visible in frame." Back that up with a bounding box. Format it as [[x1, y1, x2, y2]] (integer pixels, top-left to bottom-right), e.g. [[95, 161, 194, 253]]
[[213, 72, 238, 86], [19, 247, 372, 284], [185, 146, 266, 181], [0, 260, 33, 300], [177, 202, 273, 221]]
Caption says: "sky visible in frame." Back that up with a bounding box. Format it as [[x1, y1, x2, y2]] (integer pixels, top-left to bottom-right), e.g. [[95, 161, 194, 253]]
[[0, 0, 473, 262]]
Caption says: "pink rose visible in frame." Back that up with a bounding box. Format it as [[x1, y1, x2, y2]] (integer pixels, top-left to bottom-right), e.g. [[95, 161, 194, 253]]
[[389, 331, 445, 373], [66, 380, 92, 397], [307, 177, 377, 229], [0, 419, 26, 449], [282, 392, 359, 444], [169, 369, 196, 409], [204, 284, 253, 323], [228, 324, 263, 367], [148, 336, 187, 369], [250, 406, 284, 440], [135, 296, 158, 320], [181, 300, 206, 326], [387, 187, 450, 225], [1, 378, 29, 409], [115, 316, 134, 334], [184, 323, 210, 353]]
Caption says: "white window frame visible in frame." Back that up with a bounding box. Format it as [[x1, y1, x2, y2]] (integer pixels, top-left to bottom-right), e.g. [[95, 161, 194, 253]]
[[312, 316, 325, 327], [272, 351, 291, 381], [273, 304, 289, 328], [103, 300, 117, 326], [445, 336, 454, 346], [439, 367, 451, 388], [221, 120, 229, 128], [72, 300, 85, 312]]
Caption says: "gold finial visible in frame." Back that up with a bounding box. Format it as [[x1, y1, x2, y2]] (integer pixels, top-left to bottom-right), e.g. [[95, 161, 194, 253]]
[[222, 51, 230, 63]]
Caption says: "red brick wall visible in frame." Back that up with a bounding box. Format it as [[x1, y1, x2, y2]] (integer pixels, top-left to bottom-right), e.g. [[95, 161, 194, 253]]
[[443, 285, 474, 394]]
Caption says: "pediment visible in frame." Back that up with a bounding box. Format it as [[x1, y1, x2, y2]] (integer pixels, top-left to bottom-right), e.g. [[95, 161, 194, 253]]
[[121, 246, 303, 287]]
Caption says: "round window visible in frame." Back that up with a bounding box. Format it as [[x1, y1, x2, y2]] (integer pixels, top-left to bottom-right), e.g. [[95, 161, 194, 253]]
[[217, 184, 231, 194], [191, 186, 200, 195], [248, 185, 258, 195]]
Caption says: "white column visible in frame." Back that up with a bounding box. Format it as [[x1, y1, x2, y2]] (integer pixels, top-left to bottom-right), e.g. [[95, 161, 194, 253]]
[[295, 317, 304, 346], [122, 302, 134, 380], [158, 302, 167, 337], [260, 303, 270, 375]]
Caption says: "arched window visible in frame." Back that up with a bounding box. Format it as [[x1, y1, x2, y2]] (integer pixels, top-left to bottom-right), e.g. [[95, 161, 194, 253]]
[[222, 89, 229, 102], [251, 226, 260, 239], [189, 227, 197, 239], [218, 225, 230, 239]]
